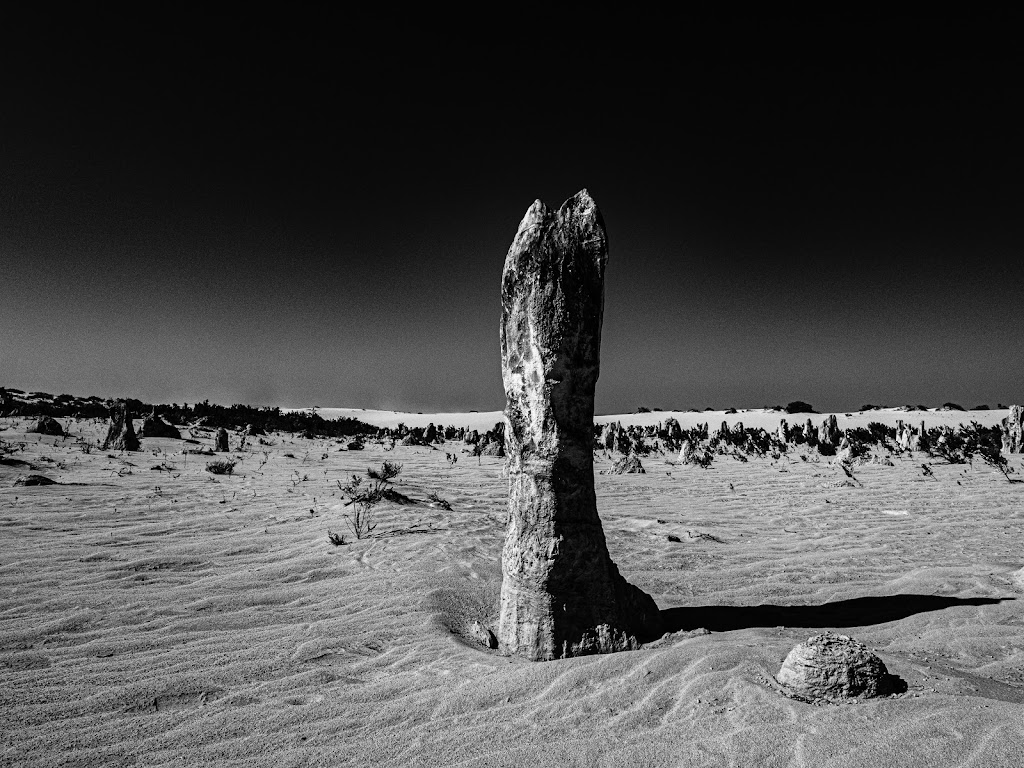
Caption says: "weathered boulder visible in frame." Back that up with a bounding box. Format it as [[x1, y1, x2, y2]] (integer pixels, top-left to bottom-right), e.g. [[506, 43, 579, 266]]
[[498, 190, 661, 661], [1005, 405, 1024, 453], [423, 423, 438, 444], [140, 409, 180, 439], [28, 416, 64, 436], [777, 419, 788, 444], [214, 427, 229, 452], [777, 632, 899, 702], [102, 401, 140, 452], [246, 423, 266, 436], [611, 454, 645, 474]]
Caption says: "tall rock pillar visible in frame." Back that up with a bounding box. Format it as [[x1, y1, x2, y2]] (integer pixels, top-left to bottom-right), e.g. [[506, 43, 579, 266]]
[[498, 190, 661, 661]]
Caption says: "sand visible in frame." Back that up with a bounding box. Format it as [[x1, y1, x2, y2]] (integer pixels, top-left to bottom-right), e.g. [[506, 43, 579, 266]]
[[2, 412, 1023, 767]]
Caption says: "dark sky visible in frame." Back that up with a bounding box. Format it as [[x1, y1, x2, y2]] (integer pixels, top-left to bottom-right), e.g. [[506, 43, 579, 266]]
[[2, 30, 1022, 414]]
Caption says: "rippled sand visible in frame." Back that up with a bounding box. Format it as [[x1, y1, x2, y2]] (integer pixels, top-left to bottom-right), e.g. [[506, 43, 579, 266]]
[[2, 414, 1023, 767]]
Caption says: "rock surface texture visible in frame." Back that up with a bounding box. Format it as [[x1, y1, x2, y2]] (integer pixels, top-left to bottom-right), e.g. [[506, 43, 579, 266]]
[[498, 190, 661, 661], [777, 632, 899, 701], [102, 401, 140, 452]]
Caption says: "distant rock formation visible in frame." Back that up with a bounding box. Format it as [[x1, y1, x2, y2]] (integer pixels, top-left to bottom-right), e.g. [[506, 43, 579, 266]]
[[600, 423, 616, 451], [423, 423, 438, 444], [663, 417, 683, 443], [820, 415, 840, 446], [28, 416, 64, 436], [611, 455, 645, 474], [777, 632, 900, 701], [1005, 405, 1023, 453], [214, 427, 229, 452], [497, 190, 661, 661], [677, 439, 694, 463], [140, 409, 180, 439], [102, 400, 140, 452]]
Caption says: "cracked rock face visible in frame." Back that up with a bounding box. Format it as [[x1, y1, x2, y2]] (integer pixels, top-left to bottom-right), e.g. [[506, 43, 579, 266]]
[[497, 190, 661, 661], [777, 632, 898, 701]]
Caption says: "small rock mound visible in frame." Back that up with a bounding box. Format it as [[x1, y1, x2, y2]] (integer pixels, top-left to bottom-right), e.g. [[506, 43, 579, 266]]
[[140, 409, 181, 439], [15, 474, 57, 486], [611, 455, 645, 474], [776, 632, 900, 702], [245, 424, 266, 436], [28, 416, 64, 436]]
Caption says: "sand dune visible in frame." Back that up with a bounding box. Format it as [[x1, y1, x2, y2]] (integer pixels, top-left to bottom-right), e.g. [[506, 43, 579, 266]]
[[3, 415, 1023, 766]]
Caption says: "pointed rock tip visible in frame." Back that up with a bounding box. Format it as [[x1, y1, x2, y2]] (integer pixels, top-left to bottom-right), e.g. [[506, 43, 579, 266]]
[[559, 188, 599, 217], [524, 198, 548, 219]]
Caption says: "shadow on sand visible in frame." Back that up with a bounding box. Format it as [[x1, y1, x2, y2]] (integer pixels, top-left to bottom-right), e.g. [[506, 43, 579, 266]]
[[659, 594, 1013, 633]]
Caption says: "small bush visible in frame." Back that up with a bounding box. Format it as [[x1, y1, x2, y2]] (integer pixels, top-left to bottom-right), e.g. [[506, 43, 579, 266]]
[[786, 401, 815, 414], [206, 459, 236, 475], [940, 402, 966, 411], [327, 530, 346, 546]]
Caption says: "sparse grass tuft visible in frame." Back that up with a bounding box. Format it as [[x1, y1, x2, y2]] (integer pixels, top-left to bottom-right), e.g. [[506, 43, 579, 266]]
[[206, 459, 237, 476]]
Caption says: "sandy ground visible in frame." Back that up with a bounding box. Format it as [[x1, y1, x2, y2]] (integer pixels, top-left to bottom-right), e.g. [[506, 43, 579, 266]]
[[2, 414, 1023, 767]]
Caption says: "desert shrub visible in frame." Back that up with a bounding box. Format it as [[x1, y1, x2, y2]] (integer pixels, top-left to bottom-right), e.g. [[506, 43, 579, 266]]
[[339, 461, 404, 539], [635, 406, 651, 413], [428, 492, 452, 510], [973, 404, 990, 410], [745, 428, 772, 455], [786, 401, 815, 414], [817, 442, 836, 456], [867, 422, 895, 443], [327, 530, 346, 546], [206, 459, 236, 475], [940, 402, 966, 411]]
